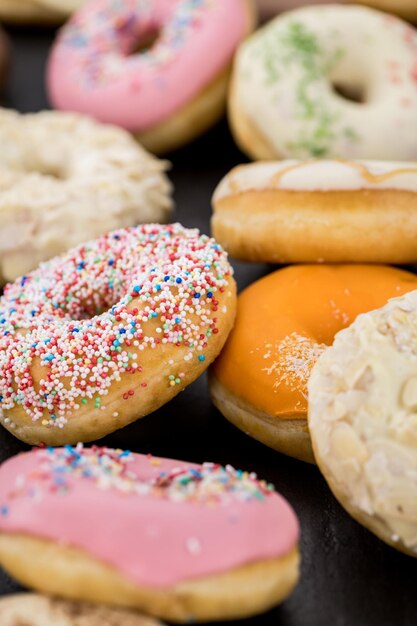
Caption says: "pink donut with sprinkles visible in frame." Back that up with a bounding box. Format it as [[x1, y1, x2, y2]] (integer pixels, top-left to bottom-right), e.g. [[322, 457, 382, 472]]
[[0, 224, 236, 446], [0, 445, 300, 622], [47, 0, 255, 154]]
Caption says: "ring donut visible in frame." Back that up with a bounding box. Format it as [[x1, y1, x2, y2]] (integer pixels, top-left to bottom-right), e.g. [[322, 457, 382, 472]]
[[0, 0, 64, 24], [0, 594, 162, 626], [309, 289, 417, 555], [47, 0, 256, 154], [0, 224, 236, 446], [212, 160, 417, 264], [0, 108, 172, 283], [229, 5, 417, 160], [255, 0, 334, 21], [210, 265, 417, 463], [353, 0, 417, 23], [0, 445, 300, 622]]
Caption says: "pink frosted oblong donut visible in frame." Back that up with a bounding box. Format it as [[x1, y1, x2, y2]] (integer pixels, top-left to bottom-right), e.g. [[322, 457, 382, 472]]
[[47, 0, 255, 154], [0, 446, 300, 622]]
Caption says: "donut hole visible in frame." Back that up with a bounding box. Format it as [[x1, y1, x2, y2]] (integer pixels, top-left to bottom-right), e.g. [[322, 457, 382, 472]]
[[130, 28, 161, 55], [332, 82, 366, 104]]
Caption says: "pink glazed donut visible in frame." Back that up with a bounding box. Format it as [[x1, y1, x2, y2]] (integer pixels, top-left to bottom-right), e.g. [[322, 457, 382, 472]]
[[0, 446, 300, 622], [47, 0, 255, 154]]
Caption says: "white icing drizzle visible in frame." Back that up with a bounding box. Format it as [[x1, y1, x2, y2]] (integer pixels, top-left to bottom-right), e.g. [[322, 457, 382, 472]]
[[213, 160, 417, 200]]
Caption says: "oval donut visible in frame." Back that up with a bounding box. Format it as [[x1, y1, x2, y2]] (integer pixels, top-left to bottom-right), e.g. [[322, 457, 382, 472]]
[[0, 445, 300, 622], [0, 224, 236, 446], [212, 159, 417, 264], [48, 0, 256, 154], [0, 108, 173, 284], [210, 265, 417, 463], [229, 5, 417, 160]]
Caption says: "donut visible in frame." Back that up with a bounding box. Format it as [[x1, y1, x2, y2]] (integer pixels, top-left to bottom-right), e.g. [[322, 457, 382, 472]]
[[0, 445, 300, 621], [256, 0, 334, 21], [0, 0, 65, 24], [0, 223, 236, 446], [209, 265, 417, 463], [47, 0, 256, 155], [212, 159, 417, 264], [0, 594, 162, 626], [0, 108, 172, 284], [229, 5, 417, 161], [308, 289, 417, 555], [353, 0, 417, 23]]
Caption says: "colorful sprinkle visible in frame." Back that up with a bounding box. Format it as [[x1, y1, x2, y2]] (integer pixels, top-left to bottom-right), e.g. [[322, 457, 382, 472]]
[[0, 224, 232, 430]]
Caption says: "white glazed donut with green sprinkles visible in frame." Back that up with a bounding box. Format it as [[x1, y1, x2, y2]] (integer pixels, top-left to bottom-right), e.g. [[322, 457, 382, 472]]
[[230, 4, 417, 160]]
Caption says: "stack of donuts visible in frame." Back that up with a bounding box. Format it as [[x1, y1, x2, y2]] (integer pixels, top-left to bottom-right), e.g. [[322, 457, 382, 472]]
[[0, 0, 416, 624]]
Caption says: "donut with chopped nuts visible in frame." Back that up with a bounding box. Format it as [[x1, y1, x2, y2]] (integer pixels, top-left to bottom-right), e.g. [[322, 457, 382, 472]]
[[0, 223, 236, 446], [0, 446, 300, 622], [0, 109, 173, 284], [210, 265, 417, 462], [0, 594, 163, 626], [309, 288, 417, 555]]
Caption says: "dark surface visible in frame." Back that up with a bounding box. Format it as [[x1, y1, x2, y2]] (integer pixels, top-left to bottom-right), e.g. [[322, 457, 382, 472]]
[[0, 25, 416, 626]]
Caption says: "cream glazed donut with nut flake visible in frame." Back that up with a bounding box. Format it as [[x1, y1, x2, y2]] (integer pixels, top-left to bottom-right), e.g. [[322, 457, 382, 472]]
[[0, 446, 300, 622], [309, 289, 417, 556], [0, 594, 163, 626], [229, 5, 417, 160], [48, 0, 256, 154], [0, 224, 236, 446], [0, 109, 173, 284], [212, 159, 417, 264]]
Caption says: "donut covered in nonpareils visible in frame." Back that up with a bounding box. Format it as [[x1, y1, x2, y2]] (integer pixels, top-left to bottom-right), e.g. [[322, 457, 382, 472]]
[[0, 224, 236, 446]]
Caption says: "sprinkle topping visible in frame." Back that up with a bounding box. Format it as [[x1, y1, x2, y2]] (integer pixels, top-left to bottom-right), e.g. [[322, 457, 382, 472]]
[[0, 224, 232, 429], [58, 0, 210, 88], [3, 445, 275, 507]]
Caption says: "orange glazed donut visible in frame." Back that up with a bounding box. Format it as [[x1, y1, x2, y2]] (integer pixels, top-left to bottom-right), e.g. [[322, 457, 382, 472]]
[[209, 265, 417, 463], [0, 224, 236, 446]]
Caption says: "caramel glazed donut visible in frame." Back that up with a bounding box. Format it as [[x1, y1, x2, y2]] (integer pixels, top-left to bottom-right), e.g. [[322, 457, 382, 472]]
[[256, 1, 417, 23], [308, 289, 417, 556], [209, 265, 417, 463], [0, 594, 162, 626], [0, 446, 300, 622], [229, 5, 417, 161], [0, 0, 83, 24], [0, 224, 236, 446], [0, 108, 172, 284], [212, 159, 417, 264]]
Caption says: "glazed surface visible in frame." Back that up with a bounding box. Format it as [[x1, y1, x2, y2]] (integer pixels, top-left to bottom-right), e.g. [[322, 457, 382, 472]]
[[212, 265, 417, 419], [48, 0, 248, 130], [0, 446, 299, 586], [232, 5, 417, 159], [213, 160, 417, 199]]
